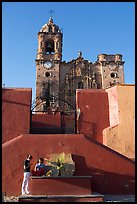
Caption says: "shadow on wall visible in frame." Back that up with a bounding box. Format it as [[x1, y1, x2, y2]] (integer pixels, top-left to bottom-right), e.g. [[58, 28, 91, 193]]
[[72, 153, 135, 195], [78, 112, 97, 137], [77, 113, 108, 143], [30, 121, 63, 134], [76, 90, 110, 143]]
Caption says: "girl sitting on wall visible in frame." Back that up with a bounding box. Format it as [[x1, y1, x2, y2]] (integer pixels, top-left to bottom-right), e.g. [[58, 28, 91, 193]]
[[31, 158, 47, 176]]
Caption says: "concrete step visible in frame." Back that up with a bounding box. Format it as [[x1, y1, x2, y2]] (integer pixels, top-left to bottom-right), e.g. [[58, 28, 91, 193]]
[[29, 176, 92, 195], [18, 193, 104, 202]]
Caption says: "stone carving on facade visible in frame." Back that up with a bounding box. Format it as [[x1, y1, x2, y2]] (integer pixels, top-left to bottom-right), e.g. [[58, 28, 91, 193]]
[[111, 66, 119, 72], [65, 74, 69, 83], [76, 68, 81, 77], [91, 72, 97, 89], [41, 41, 45, 50]]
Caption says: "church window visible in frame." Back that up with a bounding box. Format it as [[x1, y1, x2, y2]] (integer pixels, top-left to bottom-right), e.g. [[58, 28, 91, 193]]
[[102, 62, 106, 66], [56, 41, 59, 49], [45, 72, 51, 77], [40, 41, 44, 50], [111, 73, 115, 78], [48, 26, 52, 32], [110, 72, 118, 78], [78, 82, 83, 89]]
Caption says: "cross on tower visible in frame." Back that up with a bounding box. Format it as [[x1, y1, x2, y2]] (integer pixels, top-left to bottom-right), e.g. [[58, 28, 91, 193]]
[[48, 9, 55, 18]]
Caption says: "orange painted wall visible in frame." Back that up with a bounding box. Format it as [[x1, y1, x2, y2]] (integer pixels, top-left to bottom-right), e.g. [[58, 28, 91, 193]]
[[2, 134, 135, 196], [76, 86, 135, 159], [104, 85, 135, 159], [76, 89, 110, 143], [2, 88, 32, 143]]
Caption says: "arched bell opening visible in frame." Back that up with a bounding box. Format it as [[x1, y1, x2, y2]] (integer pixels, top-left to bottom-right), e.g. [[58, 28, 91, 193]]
[[45, 39, 54, 54]]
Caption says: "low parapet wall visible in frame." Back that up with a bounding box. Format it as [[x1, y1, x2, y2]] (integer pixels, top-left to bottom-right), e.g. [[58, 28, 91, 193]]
[[29, 176, 92, 195]]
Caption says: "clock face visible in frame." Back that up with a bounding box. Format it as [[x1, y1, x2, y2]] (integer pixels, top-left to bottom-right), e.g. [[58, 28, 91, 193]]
[[44, 61, 52, 69]]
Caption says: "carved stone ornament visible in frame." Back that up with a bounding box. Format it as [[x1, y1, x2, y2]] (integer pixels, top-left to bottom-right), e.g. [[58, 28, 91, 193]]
[[76, 68, 81, 77], [112, 66, 119, 72]]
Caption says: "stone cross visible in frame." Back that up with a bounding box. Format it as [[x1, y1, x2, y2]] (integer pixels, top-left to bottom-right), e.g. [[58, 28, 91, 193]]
[[49, 9, 55, 18]]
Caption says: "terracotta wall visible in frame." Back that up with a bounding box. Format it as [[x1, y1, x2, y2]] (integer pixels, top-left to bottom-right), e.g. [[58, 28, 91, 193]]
[[76, 89, 110, 143], [104, 85, 135, 159], [2, 88, 32, 143], [31, 112, 62, 133], [31, 112, 76, 134], [32, 113, 61, 127], [2, 134, 135, 196]]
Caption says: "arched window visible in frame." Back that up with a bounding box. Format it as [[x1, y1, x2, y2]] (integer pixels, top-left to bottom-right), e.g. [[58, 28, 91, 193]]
[[56, 41, 59, 50], [78, 82, 83, 89], [45, 40, 54, 54], [48, 26, 52, 32]]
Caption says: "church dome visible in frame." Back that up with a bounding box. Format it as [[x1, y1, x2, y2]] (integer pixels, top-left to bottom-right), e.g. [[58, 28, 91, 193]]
[[40, 17, 62, 34]]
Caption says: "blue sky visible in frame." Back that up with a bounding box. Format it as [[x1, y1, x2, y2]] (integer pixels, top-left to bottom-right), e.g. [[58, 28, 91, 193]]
[[2, 2, 135, 100]]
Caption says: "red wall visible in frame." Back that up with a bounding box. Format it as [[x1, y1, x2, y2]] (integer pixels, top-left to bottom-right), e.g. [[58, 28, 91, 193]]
[[76, 89, 110, 143], [2, 134, 135, 196], [32, 113, 61, 127], [31, 112, 62, 133], [2, 88, 32, 143]]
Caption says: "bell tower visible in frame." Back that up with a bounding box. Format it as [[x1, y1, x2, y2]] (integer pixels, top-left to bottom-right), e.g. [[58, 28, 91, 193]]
[[35, 17, 63, 112]]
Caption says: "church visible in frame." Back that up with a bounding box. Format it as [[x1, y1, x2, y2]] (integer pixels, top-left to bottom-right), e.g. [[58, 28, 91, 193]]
[[35, 17, 125, 112]]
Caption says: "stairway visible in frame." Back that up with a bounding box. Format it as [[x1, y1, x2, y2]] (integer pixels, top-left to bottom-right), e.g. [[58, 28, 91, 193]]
[[19, 193, 104, 202]]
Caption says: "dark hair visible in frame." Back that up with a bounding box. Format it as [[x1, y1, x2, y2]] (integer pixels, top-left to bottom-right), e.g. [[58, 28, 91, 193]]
[[38, 158, 44, 163], [27, 155, 33, 160]]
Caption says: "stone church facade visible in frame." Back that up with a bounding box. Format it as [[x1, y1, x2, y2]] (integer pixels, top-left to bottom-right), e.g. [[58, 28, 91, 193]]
[[35, 17, 125, 112]]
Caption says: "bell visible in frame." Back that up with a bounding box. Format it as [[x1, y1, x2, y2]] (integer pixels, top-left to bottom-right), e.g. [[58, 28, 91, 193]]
[[47, 43, 52, 49]]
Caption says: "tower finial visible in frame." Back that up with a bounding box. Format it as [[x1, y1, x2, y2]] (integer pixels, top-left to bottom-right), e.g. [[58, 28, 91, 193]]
[[78, 50, 82, 58]]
